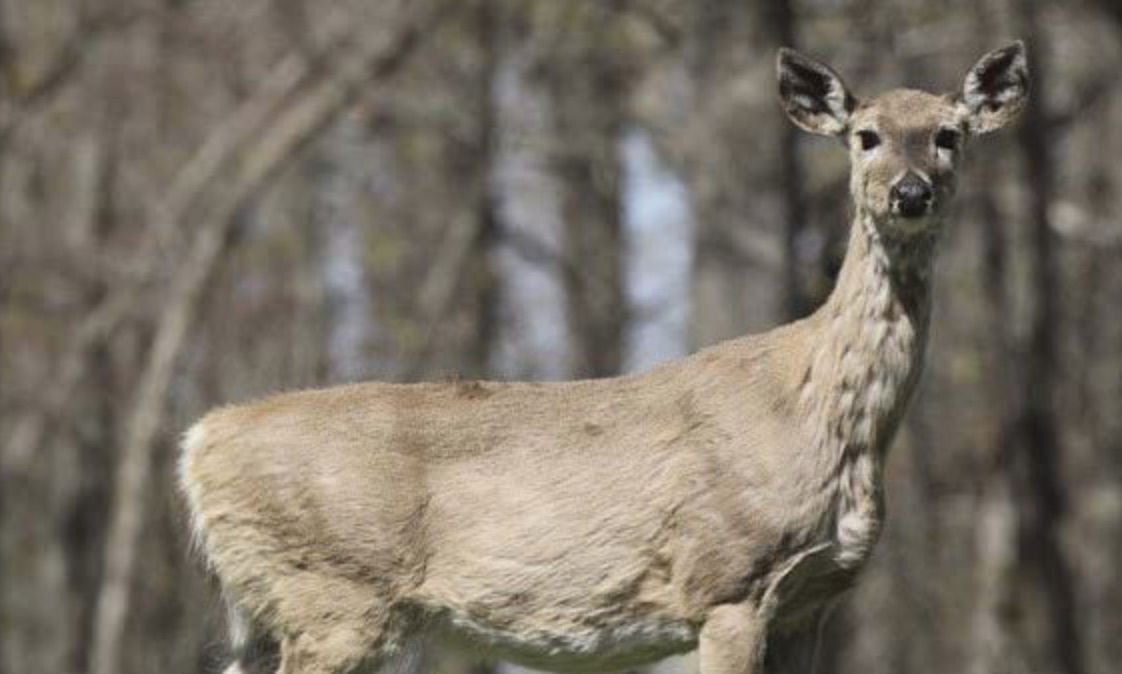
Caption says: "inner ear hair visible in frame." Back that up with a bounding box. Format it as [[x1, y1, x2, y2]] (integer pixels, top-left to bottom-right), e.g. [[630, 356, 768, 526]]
[[781, 57, 832, 103], [777, 48, 856, 135], [959, 41, 1028, 134], [963, 41, 1028, 111]]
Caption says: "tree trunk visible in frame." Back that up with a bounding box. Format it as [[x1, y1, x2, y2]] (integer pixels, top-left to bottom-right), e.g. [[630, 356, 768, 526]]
[[766, 0, 814, 321], [548, 25, 627, 379], [467, 0, 501, 380], [1010, 5, 1085, 674]]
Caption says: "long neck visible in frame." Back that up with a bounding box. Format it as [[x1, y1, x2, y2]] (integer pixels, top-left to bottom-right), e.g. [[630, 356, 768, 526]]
[[798, 206, 937, 565], [805, 207, 936, 454]]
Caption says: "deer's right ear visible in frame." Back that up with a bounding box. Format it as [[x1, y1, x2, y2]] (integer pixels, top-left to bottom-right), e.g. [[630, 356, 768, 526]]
[[960, 41, 1029, 134], [777, 48, 856, 137]]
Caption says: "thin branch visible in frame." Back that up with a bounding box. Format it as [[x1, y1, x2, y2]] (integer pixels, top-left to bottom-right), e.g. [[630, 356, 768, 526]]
[[0, 9, 162, 146], [604, 0, 683, 47], [498, 224, 586, 293], [1, 292, 135, 478], [696, 227, 783, 273], [399, 213, 488, 380], [0, 18, 312, 479], [149, 51, 309, 250]]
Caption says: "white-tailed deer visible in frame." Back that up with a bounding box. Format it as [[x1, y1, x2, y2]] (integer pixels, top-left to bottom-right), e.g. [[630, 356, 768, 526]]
[[181, 43, 1028, 674]]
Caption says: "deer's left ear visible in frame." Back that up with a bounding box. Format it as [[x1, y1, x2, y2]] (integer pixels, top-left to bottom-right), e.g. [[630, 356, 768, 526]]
[[960, 41, 1029, 134], [777, 48, 856, 137]]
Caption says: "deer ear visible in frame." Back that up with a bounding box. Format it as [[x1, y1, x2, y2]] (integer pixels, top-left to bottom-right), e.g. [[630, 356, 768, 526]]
[[960, 41, 1029, 134], [777, 48, 856, 137]]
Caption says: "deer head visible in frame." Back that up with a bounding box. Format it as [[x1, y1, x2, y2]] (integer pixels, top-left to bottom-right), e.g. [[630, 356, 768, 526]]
[[777, 42, 1028, 239]]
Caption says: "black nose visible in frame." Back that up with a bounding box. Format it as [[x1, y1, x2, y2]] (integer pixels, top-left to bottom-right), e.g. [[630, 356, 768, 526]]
[[891, 172, 934, 218]]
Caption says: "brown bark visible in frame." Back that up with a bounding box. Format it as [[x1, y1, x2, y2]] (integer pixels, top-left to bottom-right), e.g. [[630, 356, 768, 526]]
[[466, 0, 501, 380], [1009, 5, 1085, 674], [765, 0, 814, 321], [971, 144, 1025, 674], [550, 39, 627, 379]]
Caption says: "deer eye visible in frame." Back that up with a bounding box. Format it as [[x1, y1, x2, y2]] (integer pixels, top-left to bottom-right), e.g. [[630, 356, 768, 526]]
[[935, 128, 960, 151], [856, 130, 881, 151]]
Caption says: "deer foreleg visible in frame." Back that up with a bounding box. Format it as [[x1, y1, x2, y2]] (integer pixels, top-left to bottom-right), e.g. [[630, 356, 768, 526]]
[[698, 604, 768, 674]]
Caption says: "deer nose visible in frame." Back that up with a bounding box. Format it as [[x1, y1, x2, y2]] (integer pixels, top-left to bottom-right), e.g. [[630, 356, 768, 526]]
[[890, 172, 934, 218]]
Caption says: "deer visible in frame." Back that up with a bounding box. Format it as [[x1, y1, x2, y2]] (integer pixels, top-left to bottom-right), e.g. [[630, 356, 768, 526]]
[[180, 42, 1028, 674]]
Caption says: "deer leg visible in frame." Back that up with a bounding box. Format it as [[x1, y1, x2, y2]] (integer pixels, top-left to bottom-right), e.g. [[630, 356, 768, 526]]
[[267, 574, 399, 674], [698, 604, 769, 674], [275, 626, 386, 674]]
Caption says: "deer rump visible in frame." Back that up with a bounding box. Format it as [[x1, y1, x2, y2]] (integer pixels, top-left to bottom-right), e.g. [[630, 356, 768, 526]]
[[181, 347, 853, 672]]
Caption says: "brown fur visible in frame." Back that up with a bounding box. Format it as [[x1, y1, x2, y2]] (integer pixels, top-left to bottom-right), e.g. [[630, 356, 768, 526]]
[[181, 44, 1027, 674]]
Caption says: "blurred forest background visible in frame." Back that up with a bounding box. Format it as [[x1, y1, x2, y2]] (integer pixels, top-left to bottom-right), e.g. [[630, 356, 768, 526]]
[[1, 0, 1121, 673]]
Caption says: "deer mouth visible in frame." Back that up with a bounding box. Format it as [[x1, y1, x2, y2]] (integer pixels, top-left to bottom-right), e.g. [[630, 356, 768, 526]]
[[893, 199, 931, 219]]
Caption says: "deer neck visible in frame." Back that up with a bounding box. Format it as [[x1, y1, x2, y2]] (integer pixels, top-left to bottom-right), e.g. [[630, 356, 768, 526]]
[[799, 206, 938, 566]]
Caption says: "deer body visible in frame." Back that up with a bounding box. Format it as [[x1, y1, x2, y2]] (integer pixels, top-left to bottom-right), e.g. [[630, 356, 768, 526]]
[[182, 44, 1028, 674]]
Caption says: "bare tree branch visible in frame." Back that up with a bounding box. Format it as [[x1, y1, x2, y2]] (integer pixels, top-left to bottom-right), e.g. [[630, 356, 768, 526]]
[[148, 51, 309, 250], [604, 0, 683, 47], [87, 6, 442, 673], [0, 9, 162, 147], [696, 227, 783, 273], [0, 21, 311, 488], [1, 292, 135, 478], [400, 212, 488, 380]]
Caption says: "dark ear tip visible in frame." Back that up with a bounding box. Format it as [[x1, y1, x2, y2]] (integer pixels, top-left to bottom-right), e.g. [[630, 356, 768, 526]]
[[970, 41, 1029, 79], [776, 47, 798, 68], [995, 40, 1028, 63]]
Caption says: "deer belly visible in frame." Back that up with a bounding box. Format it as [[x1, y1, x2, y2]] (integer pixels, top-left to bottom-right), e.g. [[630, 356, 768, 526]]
[[415, 552, 697, 671], [434, 607, 697, 672]]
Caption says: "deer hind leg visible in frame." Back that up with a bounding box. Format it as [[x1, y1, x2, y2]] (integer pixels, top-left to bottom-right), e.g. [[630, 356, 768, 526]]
[[698, 604, 769, 674], [268, 574, 405, 674], [273, 616, 395, 674], [276, 631, 372, 674], [222, 601, 279, 674]]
